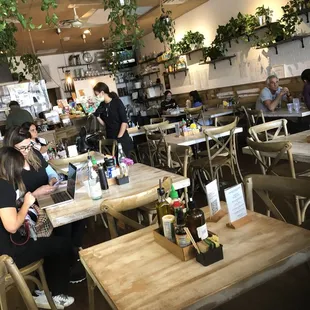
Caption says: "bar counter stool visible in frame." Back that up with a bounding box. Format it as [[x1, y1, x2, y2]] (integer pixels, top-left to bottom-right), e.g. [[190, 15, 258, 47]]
[[0, 255, 56, 310]]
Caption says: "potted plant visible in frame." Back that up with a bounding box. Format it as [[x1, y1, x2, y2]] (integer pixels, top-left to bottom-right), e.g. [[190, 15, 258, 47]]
[[280, 0, 303, 38], [183, 31, 205, 50], [203, 44, 224, 61], [213, 24, 230, 49], [255, 5, 273, 26], [152, 9, 175, 51], [239, 13, 259, 41], [175, 39, 191, 54]]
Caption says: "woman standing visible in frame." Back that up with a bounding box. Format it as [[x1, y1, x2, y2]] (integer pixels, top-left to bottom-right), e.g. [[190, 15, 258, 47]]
[[189, 90, 203, 108], [0, 147, 75, 308], [93, 82, 133, 157]]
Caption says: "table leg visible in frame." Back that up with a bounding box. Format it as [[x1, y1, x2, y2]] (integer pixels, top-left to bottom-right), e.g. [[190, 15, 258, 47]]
[[86, 272, 96, 310]]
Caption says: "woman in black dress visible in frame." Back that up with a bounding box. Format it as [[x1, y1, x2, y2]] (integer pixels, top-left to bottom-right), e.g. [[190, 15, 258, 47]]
[[93, 82, 133, 157], [0, 147, 75, 308]]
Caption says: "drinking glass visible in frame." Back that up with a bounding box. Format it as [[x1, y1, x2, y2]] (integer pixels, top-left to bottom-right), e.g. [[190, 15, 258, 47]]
[[293, 101, 300, 113], [287, 103, 293, 113]]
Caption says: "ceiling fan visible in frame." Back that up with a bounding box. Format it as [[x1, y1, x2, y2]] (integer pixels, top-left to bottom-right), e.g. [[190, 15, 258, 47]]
[[58, 5, 102, 29]]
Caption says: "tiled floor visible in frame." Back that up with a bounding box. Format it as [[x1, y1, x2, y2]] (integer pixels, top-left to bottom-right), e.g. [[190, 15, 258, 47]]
[[8, 144, 310, 309]]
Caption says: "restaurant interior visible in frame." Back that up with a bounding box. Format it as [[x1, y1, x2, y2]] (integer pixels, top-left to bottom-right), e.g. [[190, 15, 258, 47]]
[[1, 0, 310, 309]]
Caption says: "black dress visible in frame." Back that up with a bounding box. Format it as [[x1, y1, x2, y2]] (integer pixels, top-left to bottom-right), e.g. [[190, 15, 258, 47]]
[[94, 97, 133, 157]]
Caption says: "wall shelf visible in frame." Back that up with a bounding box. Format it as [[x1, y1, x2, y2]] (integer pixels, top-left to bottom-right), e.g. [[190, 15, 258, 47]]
[[147, 95, 164, 101], [138, 56, 158, 65], [199, 55, 236, 69], [254, 22, 279, 31], [140, 70, 160, 78], [180, 47, 204, 60], [256, 34, 310, 54], [167, 68, 188, 78], [58, 63, 92, 72]]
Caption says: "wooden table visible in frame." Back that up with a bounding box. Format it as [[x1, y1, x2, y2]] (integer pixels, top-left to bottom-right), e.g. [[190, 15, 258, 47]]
[[162, 112, 186, 119], [203, 107, 234, 119], [263, 106, 310, 118], [165, 126, 243, 146], [80, 205, 310, 310], [45, 163, 189, 228], [242, 129, 310, 163]]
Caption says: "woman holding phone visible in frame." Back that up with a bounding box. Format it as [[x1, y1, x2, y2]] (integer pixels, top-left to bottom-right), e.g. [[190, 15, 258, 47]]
[[4, 127, 86, 283], [0, 147, 75, 308]]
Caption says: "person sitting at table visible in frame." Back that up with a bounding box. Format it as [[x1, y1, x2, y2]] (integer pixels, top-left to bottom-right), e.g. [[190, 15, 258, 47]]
[[0, 146, 75, 309], [189, 90, 203, 108], [93, 82, 133, 157], [301, 69, 310, 110], [21, 122, 49, 160], [161, 90, 177, 113], [256, 75, 292, 112], [4, 127, 86, 284]]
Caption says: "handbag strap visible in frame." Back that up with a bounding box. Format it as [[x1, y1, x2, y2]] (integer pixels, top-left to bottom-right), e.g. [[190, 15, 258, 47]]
[[10, 221, 30, 246]]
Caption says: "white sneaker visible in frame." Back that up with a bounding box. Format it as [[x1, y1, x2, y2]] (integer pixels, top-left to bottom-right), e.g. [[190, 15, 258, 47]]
[[34, 293, 64, 309], [53, 294, 75, 308], [33, 293, 74, 309]]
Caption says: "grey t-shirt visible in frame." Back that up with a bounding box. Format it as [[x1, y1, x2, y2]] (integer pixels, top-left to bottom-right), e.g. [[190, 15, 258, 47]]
[[256, 87, 286, 112]]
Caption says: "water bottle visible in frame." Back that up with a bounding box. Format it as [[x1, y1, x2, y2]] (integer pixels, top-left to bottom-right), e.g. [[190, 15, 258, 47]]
[[117, 143, 128, 177]]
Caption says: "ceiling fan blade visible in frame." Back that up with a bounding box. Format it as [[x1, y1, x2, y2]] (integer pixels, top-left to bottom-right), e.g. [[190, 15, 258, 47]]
[[68, 3, 102, 9], [80, 8, 97, 20]]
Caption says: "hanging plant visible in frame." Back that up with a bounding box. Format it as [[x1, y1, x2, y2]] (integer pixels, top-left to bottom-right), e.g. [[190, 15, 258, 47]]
[[280, 0, 303, 38], [103, 0, 144, 76], [0, 0, 58, 80], [152, 9, 176, 51], [175, 39, 191, 54], [20, 54, 42, 82]]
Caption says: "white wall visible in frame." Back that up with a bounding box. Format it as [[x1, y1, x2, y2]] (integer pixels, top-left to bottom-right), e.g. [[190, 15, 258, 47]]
[[140, 0, 310, 94]]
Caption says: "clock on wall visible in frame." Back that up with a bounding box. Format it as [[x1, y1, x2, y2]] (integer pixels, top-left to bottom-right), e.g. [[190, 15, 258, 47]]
[[83, 52, 93, 64]]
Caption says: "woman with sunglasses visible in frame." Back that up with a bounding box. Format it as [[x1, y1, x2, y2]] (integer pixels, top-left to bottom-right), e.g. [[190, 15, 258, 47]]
[[4, 127, 58, 197], [0, 147, 75, 308], [4, 127, 86, 284], [21, 122, 50, 160]]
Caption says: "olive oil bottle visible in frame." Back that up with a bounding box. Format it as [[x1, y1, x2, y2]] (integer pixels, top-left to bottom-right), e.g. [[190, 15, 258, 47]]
[[156, 179, 170, 233]]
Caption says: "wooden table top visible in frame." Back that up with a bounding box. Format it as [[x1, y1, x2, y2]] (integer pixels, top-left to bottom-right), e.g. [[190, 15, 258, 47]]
[[203, 107, 234, 119], [263, 106, 310, 118], [243, 129, 310, 163], [79, 205, 310, 310], [45, 163, 190, 227], [165, 126, 243, 146]]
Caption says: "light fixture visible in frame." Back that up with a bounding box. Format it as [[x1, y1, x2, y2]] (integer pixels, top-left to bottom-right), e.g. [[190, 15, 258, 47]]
[[81, 34, 86, 43], [101, 37, 105, 42], [83, 29, 91, 35], [65, 70, 72, 84], [56, 28, 61, 34]]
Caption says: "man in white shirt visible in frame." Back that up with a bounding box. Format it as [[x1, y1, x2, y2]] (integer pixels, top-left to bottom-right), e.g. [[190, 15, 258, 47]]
[[256, 75, 292, 112]]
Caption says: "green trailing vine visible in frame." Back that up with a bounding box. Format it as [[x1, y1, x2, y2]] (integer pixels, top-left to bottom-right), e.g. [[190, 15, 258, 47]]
[[152, 9, 176, 51], [20, 54, 42, 82], [0, 0, 58, 81], [103, 0, 144, 76]]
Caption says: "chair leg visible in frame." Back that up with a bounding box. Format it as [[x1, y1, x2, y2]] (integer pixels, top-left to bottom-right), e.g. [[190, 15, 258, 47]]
[[301, 198, 310, 224], [148, 213, 153, 226], [106, 214, 118, 239], [37, 264, 57, 310], [100, 213, 108, 229], [86, 272, 96, 310]]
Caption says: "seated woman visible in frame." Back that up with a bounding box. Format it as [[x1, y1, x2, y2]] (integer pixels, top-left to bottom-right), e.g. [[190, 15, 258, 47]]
[[161, 90, 178, 113], [0, 147, 75, 308], [21, 122, 49, 160], [189, 90, 203, 108], [301, 69, 310, 110], [4, 127, 86, 283]]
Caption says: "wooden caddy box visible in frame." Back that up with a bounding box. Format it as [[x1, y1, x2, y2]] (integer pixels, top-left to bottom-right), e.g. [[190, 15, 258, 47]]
[[153, 228, 196, 261]]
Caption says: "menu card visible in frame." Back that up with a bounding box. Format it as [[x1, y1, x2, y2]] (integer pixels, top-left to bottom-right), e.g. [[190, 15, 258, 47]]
[[206, 180, 221, 216], [224, 184, 247, 223]]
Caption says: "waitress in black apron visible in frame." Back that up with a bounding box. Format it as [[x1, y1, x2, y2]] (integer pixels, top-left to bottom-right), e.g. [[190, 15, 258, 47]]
[[93, 82, 133, 157]]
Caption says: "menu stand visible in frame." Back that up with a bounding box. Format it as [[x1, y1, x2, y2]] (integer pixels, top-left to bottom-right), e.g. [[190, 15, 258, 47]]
[[226, 215, 252, 229], [207, 209, 227, 223]]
